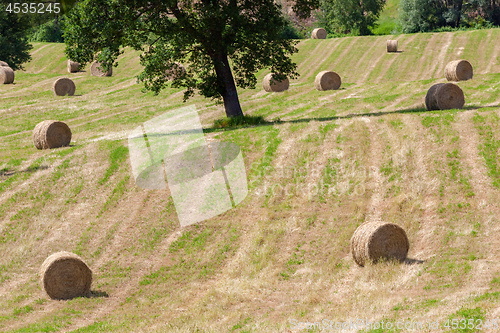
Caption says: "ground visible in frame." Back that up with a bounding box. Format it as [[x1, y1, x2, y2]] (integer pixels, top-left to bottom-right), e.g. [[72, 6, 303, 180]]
[[1, 28, 500, 332]]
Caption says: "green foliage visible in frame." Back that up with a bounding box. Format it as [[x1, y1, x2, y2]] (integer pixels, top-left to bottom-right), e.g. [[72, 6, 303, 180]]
[[317, 0, 386, 35], [0, 3, 32, 70], [400, 0, 500, 33], [212, 115, 267, 129], [29, 18, 65, 43], [63, 0, 317, 117]]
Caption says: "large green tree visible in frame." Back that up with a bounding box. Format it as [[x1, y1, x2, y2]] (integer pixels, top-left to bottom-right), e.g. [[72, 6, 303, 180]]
[[0, 3, 32, 70], [317, 0, 386, 35], [64, 0, 318, 118]]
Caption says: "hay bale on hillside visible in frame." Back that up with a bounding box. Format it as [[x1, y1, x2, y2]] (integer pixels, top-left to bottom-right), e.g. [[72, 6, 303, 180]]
[[311, 28, 327, 39], [350, 221, 409, 266], [425, 83, 464, 111], [67, 60, 80, 73], [40, 251, 92, 299], [90, 61, 112, 77], [32, 120, 72, 149], [0, 66, 15, 84], [0, 61, 9, 67], [164, 62, 186, 80], [314, 71, 341, 91], [445, 59, 473, 81], [387, 40, 398, 52], [53, 78, 76, 96], [263, 73, 289, 92]]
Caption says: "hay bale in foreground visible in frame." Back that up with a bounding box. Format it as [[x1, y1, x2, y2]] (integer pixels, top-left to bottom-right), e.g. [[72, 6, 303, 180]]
[[445, 59, 473, 81], [0, 66, 15, 84], [263, 73, 289, 92], [90, 61, 112, 77], [164, 62, 186, 80], [53, 78, 76, 96], [387, 40, 398, 52], [41, 251, 92, 300], [314, 71, 341, 91], [350, 221, 409, 266], [0, 61, 9, 67], [67, 60, 80, 73], [425, 83, 464, 111], [311, 28, 327, 39], [32, 120, 72, 149]]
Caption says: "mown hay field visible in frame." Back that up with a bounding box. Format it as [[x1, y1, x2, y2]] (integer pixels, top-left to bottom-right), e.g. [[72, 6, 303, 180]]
[[1, 28, 500, 332]]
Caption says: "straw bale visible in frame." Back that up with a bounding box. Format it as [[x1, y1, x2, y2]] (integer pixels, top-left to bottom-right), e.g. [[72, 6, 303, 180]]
[[350, 221, 409, 266], [314, 71, 341, 91], [90, 61, 112, 77], [40, 251, 92, 300], [67, 60, 80, 73], [263, 73, 289, 92], [0, 66, 15, 84], [311, 28, 327, 39], [164, 62, 186, 80], [387, 40, 398, 52], [425, 83, 464, 111], [0, 61, 9, 67], [52, 78, 76, 96], [32, 120, 72, 149], [445, 59, 473, 81]]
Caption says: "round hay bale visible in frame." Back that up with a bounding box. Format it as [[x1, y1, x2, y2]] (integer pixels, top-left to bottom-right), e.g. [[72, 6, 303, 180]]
[[0, 66, 15, 84], [314, 71, 341, 91], [40, 251, 92, 300], [164, 62, 186, 80], [52, 78, 76, 96], [67, 60, 80, 73], [263, 73, 289, 92], [32, 120, 72, 149], [350, 221, 409, 267], [425, 83, 464, 111], [311, 28, 327, 39], [90, 61, 112, 77], [444, 59, 473, 81], [0, 60, 9, 67], [387, 40, 398, 52]]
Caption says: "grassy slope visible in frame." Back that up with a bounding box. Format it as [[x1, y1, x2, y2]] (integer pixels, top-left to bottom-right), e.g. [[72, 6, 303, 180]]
[[1, 29, 500, 332]]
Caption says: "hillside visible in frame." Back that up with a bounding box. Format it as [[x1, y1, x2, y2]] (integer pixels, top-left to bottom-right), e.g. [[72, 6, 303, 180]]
[[1, 29, 500, 332]]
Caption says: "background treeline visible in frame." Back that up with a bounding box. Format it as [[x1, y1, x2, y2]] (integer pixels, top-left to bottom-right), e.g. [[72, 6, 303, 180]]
[[3, 0, 500, 46]]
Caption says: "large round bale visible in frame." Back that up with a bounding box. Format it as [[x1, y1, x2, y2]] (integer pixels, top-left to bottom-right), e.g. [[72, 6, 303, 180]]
[[387, 40, 398, 52], [350, 221, 409, 267], [40, 251, 92, 300], [263, 73, 289, 92], [0, 66, 15, 84], [90, 61, 112, 77], [164, 62, 186, 80], [311, 28, 327, 39], [0, 60, 9, 67], [445, 59, 473, 81], [67, 60, 80, 73], [32, 120, 72, 149], [314, 71, 341, 91], [425, 83, 464, 111], [52, 78, 76, 96]]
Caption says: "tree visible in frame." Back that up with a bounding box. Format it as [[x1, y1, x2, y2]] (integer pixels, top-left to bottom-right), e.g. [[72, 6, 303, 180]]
[[0, 3, 32, 70], [400, 0, 500, 33], [64, 0, 318, 118], [317, 0, 386, 35], [399, 0, 446, 33]]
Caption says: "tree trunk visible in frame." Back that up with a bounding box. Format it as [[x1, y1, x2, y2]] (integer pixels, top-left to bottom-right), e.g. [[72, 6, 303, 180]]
[[213, 54, 244, 118], [454, 0, 463, 27]]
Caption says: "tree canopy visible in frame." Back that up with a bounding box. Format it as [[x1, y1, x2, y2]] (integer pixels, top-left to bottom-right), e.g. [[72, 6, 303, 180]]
[[400, 0, 500, 33], [0, 3, 32, 70], [64, 0, 319, 118], [317, 0, 386, 35]]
